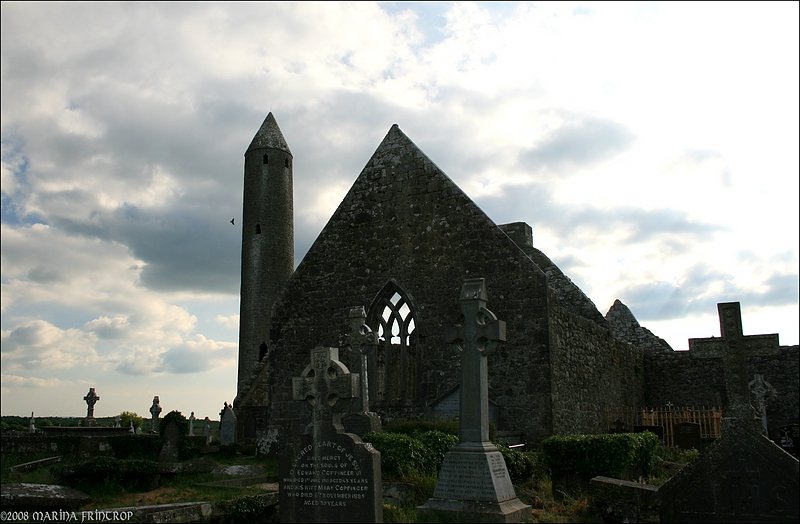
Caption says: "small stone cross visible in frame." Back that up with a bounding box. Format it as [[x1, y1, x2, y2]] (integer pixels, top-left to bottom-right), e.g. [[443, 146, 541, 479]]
[[346, 306, 378, 413], [84, 387, 100, 418], [446, 278, 506, 443], [292, 347, 359, 434], [150, 395, 162, 432], [689, 302, 779, 430]]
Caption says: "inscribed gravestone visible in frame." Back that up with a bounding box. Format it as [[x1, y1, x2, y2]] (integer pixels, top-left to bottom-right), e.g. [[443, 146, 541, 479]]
[[674, 422, 702, 450], [658, 302, 799, 523], [220, 404, 237, 446], [418, 278, 531, 523], [342, 306, 381, 436], [279, 346, 382, 523]]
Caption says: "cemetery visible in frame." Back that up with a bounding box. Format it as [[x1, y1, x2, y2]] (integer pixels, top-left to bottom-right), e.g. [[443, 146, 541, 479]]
[[2, 279, 797, 523], [2, 115, 797, 522]]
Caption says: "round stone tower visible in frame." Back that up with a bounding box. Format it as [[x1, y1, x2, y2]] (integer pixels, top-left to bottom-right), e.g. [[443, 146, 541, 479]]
[[237, 112, 294, 394]]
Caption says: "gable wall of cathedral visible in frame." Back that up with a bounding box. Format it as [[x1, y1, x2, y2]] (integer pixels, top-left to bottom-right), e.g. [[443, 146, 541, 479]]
[[263, 127, 557, 442]]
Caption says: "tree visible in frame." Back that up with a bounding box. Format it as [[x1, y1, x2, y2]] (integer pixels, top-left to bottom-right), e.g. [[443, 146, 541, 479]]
[[119, 411, 144, 431]]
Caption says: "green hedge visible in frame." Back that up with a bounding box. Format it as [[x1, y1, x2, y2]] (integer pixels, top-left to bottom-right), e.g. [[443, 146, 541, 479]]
[[541, 432, 659, 481], [363, 430, 458, 477], [496, 443, 537, 484]]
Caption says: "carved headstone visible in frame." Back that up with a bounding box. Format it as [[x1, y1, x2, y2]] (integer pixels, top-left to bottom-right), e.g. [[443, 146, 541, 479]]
[[219, 404, 237, 446], [83, 388, 100, 426], [659, 302, 799, 523], [203, 417, 212, 444], [342, 306, 382, 436], [279, 346, 382, 523], [149, 396, 162, 433], [674, 422, 702, 450], [418, 278, 531, 523], [159, 419, 181, 463]]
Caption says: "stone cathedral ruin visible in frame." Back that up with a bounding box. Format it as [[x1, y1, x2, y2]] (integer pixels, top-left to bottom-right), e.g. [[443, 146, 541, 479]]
[[233, 113, 798, 447]]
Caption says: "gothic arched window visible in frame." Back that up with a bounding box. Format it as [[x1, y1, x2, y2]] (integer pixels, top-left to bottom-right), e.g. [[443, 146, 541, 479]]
[[367, 281, 419, 406]]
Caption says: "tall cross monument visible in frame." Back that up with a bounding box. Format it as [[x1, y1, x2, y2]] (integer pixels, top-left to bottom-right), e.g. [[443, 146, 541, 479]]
[[689, 302, 779, 433], [419, 278, 531, 522]]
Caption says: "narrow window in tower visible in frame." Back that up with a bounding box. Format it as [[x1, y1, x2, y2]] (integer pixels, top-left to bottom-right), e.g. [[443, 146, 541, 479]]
[[255, 224, 261, 235], [259, 342, 268, 361], [285, 158, 289, 168], [263, 154, 268, 165]]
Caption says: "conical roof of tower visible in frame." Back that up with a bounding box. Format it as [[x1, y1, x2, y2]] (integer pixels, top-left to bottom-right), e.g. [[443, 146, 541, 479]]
[[247, 112, 292, 155]]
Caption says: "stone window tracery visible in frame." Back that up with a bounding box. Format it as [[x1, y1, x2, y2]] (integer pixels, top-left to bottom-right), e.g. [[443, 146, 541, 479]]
[[367, 282, 419, 406]]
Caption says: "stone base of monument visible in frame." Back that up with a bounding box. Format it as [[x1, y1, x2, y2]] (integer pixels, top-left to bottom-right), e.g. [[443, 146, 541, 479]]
[[418, 442, 531, 523]]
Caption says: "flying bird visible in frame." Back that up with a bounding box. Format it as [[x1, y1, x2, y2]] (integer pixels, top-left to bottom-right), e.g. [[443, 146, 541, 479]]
[[230, 218, 235, 225]]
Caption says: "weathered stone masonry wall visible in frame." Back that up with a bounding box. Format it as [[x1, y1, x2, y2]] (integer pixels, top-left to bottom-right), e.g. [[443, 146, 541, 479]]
[[264, 126, 555, 443], [645, 345, 799, 440], [549, 305, 645, 436]]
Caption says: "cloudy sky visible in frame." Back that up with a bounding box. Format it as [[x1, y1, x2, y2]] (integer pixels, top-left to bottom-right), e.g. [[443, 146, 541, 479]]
[[2, 1, 798, 419]]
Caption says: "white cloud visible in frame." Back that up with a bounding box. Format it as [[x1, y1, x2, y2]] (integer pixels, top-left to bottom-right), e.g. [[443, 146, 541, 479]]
[[1, 320, 100, 371]]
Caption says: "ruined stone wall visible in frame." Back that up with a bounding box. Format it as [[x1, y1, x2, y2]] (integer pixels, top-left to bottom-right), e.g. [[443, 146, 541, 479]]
[[549, 305, 646, 436], [644, 345, 799, 439], [264, 126, 554, 444]]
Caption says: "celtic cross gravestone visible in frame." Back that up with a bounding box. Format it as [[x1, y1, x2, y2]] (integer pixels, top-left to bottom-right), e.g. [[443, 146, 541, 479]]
[[342, 306, 381, 436], [83, 387, 100, 426], [149, 396, 162, 433], [419, 278, 531, 522], [279, 346, 382, 523]]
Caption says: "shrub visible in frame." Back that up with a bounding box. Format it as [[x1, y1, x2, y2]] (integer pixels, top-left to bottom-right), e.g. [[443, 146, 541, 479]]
[[215, 494, 278, 523], [541, 432, 659, 481], [363, 430, 457, 478], [496, 443, 537, 484], [364, 432, 428, 477]]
